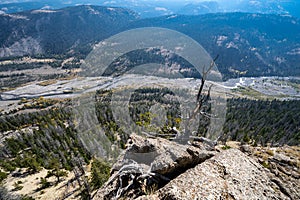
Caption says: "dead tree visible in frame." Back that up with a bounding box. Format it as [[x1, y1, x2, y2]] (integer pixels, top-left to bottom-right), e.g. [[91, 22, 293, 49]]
[[190, 55, 219, 120], [177, 55, 219, 145]]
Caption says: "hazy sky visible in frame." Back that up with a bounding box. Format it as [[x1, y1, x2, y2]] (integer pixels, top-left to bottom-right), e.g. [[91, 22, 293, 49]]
[[0, 0, 225, 3]]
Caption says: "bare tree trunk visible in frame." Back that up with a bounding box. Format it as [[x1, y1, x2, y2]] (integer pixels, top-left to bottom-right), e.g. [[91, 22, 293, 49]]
[[178, 55, 219, 144]]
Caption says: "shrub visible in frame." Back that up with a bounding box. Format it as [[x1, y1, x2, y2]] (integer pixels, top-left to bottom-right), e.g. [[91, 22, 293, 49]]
[[39, 177, 51, 189], [0, 171, 7, 183], [221, 145, 232, 150], [13, 182, 23, 191], [261, 161, 270, 169], [90, 158, 111, 190]]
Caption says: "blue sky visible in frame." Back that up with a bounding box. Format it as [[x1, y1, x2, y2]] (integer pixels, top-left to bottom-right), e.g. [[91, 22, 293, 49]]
[[0, 0, 218, 3]]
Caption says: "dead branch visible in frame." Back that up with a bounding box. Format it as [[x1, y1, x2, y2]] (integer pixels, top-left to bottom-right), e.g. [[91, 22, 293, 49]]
[[190, 55, 219, 121]]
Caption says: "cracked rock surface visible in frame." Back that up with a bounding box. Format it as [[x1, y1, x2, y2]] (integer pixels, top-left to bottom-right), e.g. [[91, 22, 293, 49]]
[[93, 135, 299, 200], [147, 149, 288, 199]]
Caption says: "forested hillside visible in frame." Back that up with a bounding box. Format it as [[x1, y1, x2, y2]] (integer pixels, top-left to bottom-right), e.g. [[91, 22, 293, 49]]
[[128, 13, 300, 79], [0, 5, 138, 57], [93, 88, 300, 146]]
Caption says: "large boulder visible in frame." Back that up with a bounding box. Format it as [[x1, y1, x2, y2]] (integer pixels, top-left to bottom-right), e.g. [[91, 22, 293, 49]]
[[93, 135, 298, 200], [151, 148, 289, 199], [93, 134, 215, 199]]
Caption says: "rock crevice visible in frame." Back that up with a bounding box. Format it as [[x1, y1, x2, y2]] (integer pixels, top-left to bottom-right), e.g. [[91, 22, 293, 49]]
[[93, 135, 299, 200]]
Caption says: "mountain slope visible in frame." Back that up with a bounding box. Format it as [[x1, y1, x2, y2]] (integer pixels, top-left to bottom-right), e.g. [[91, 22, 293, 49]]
[[129, 13, 300, 79], [0, 6, 299, 79], [0, 5, 138, 57]]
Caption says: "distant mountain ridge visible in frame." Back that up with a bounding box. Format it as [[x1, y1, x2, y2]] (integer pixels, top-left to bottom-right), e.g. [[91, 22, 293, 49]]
[[0, 5, 299, 79], [1, 0, 300, 18]]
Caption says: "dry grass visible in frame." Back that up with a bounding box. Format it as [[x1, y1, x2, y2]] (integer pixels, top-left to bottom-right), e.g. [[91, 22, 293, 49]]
[[37, 80, 57, 86], [3, 168, 81, 200]]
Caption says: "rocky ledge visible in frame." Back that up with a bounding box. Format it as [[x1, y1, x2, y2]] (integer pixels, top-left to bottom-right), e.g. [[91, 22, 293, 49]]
[[93, 134, 300, 200]]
